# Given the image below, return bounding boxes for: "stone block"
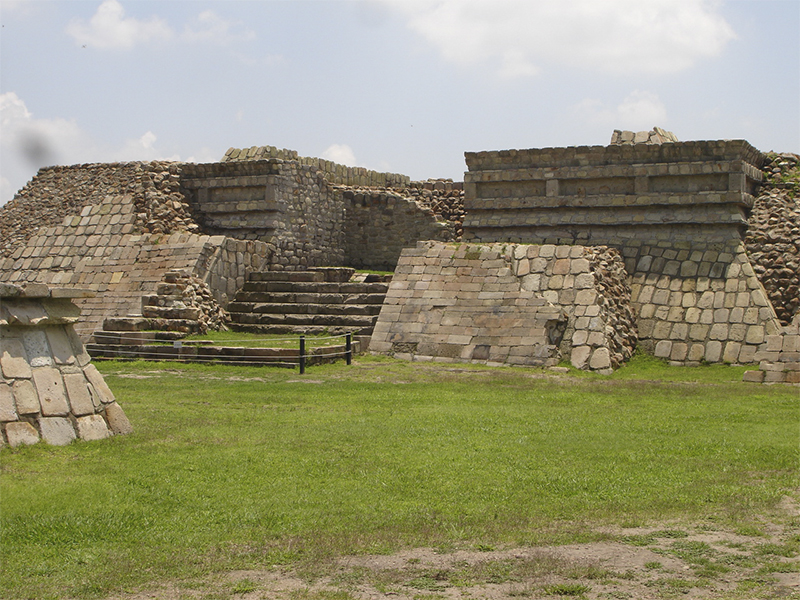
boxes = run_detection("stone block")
[104,402,133,435]
[5,421,39,447]
[745,326,765,345]
[13,379,40,414]
[45,327,76,365]
[722,342,742,364]
[765,335,783,352]
[76,414,110,441]
[705,340,723,363]
[571,345,591,369]
[32,367,69,416]
[764,371,786,383]
[742,370,765,383]
[589,347,611,370]
[0,383,17,421]
[64,373,94,416]
[687,343,705,362]
[670,343,689,362]
[1,338,31,379]
[654,340,672,358]
[39,417,77,446]
[83,364,115,404]
[738,344,757,364]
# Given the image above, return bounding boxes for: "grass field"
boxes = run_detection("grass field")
[1,354,797,600]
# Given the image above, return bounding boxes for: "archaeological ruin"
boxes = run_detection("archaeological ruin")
[0,129,798,385]
[0,282,133,448]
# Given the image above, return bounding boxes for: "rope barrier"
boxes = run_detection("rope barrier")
[90,332,355,372]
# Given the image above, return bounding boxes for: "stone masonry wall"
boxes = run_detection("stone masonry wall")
[461,140,783,366]
[340,187,455,271]
[1,283,133,448]
[0,188,271,338]
[222,145,411,188]
[181,159,345,268]
[745,152,800,326]
[369,241,636,371]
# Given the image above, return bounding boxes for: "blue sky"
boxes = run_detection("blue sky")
[1,0,798,205]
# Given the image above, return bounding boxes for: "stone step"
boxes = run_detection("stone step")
[86,339,362,366]
[226,302,383,316]
[232,291,386,305]
[238,281,389,295]
[231,324,376,336]
[92,330,185,345]
[248,271,325,283]
[141,305,202,320]
[102,316,203,334]
[247,268,357,283]
[230,313,376,328]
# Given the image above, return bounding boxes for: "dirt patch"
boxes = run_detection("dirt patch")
[106,515,799,600]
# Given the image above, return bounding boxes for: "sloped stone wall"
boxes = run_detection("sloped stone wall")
[369,241,636,371]
[0,284,132,448]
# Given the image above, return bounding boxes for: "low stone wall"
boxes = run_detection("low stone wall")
[0,284,132,448]
[222,145,411,188]
[369,241,636,371]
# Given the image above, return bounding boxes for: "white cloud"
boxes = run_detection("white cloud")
[575,90,668,133]
[182,10,256,45]
[65,0,173,50]
[385,0,735,77]
[322,144,358,166]
[0,92,205,205]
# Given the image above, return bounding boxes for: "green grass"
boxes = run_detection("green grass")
[1,355,797,599]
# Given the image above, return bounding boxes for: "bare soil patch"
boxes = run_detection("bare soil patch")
[108,508,799,600]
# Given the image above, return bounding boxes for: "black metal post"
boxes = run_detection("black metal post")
[345,333,352,365]
[299,335,306,374]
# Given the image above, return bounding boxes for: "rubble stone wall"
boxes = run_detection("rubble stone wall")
[0,284,133,448]
[369,241,637,371]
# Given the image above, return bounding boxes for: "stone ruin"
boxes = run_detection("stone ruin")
[0,283,133,448]
[0,129,797,382]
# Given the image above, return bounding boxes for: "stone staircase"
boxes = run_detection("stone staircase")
[227,267,390,336]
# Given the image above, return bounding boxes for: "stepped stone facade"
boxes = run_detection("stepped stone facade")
[0,283,132,448]
[450,138,791,373]
[0,157,455,338]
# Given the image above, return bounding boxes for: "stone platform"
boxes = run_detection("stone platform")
[0,283,132,448]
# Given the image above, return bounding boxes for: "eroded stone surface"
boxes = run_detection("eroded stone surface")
[104,403,133,436]
[5,421,39,447]
[39,417,77,446]
[76,414,110,441]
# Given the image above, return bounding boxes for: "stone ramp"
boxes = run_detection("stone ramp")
[227,268,389,336]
